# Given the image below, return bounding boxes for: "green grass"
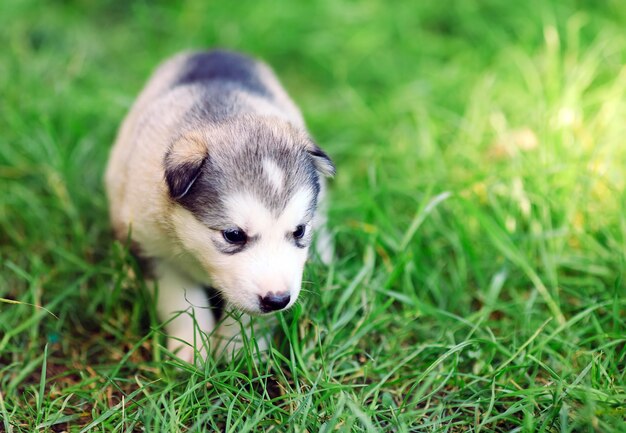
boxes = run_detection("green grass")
[1,0,625,431]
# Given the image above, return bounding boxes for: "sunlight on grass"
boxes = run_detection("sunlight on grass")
[1,1,625,431]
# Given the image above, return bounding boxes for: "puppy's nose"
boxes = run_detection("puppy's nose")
[259,292,291,313]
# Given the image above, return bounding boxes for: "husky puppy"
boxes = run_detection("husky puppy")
[105,50,334,362]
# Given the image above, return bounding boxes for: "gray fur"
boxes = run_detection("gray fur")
[158,51,329,228]
[174,50,272,98]
[171,119,321,229]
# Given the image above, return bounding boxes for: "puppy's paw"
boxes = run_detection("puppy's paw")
[314,225,334,265]
[211,312,273,361]
[167,329,209,365]
[211,333,271,362]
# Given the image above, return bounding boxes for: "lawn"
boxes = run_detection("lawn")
[1,0,625,431]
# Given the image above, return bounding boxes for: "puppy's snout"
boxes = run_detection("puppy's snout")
[259,292,291,313]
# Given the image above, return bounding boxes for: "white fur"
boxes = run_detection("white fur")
[158,186,316,362]
[169,187,314,314]
[262,158,285,192]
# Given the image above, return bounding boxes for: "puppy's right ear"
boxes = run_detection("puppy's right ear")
[305,140,336,178]
[163,132,208,200]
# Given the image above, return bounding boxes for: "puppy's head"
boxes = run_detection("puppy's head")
[163,116,334,314]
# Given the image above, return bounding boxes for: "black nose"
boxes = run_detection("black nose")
[259,292,291,312]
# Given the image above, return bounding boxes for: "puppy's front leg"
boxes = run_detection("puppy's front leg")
[154,261,216,363]
[212,306,273,359]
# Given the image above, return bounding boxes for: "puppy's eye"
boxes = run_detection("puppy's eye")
[293,224,306,240]
[222,228,247,244]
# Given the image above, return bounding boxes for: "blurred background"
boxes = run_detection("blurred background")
[2,0,625,312]
[1,0,625,431]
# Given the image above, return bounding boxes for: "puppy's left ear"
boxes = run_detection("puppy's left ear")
[305,140,336,177]
[164,132,209,201]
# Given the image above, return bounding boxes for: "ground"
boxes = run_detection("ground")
[0,0,625,432]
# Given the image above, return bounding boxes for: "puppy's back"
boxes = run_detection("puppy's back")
[128,50,304,127]
[174,50,271,97]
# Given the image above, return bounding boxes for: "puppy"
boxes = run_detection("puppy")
[105,50,334,362]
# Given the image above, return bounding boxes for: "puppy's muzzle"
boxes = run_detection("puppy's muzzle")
[259,292,291,313]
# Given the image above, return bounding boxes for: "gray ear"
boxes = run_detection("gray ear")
[163,132,209,200]
[306,141,336,177]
